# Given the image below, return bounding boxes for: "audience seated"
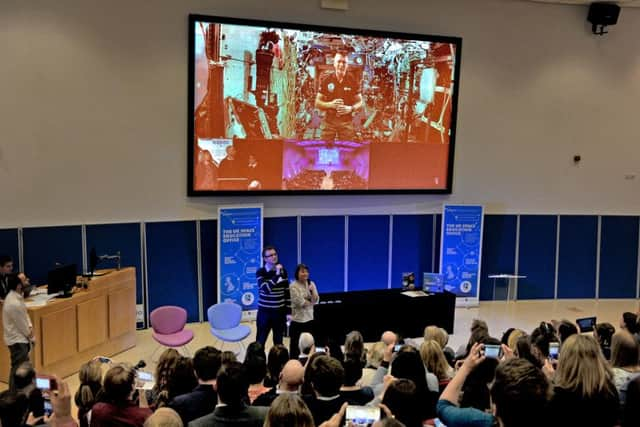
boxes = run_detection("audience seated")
[221,351,237,364]
[302,355,347,426]
[381,331,398,346]
[243,342,271,403]
[371,346,437,419]
[0,389,29,427]
[623,375,640,427]
[360,341,385,387]
[459,337,500,411]
[169,346,220,425]
[263,394,314,427]
[91,364,152,426]
[419,340,453,387]
[381,379,423,427]
[74,360,103,427]
[424,326,455,367]
[621,312,639,336]
[548,334,619,427]
[264,344,289,388]
[343,330,366,364]
[298,333,315,366]
[143,407,183,427]
[505,328,525,352]
[339,357,374,405]
[188,361,268,427]
[157,356,197,409]
[610,330,640,405]
[438,344,549,427]
[595,322,616,360]
[556,319,578,344]
[13,361,45,423]
[456,319,489,359]
[253,359,304,407]
[6,305,640,427]
[148,349,180,408]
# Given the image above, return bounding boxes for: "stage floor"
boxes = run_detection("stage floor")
[2,298,638,418]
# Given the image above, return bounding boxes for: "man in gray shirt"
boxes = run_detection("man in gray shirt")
[2,273,34,391]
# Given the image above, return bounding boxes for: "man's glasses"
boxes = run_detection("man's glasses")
[264,253,277,258]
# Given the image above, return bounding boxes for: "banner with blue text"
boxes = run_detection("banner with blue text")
[218,205,263,317]
[440,205,484,300]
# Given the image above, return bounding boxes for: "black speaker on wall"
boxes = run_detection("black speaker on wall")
[588,2,621,35]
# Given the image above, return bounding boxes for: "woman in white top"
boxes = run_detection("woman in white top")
[288,264,319,359]
[610,330,640,405]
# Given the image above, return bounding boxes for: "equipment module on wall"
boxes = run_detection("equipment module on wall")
[587,2,621,35]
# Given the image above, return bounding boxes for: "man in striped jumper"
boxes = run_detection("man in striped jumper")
[256,245,290,346]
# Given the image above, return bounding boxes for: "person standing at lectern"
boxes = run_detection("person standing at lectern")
[289,264,319,359]
[2,274,34,391]
[256,246,290,346]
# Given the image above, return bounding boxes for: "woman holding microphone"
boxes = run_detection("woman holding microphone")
[289,264,319,359]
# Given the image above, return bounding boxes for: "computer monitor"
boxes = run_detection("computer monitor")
[47,264,77,295]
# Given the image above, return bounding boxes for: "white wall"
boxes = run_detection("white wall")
[1,0,639,227]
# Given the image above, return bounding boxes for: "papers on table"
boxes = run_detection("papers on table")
[401,290,428,298]
[25,293,58,307]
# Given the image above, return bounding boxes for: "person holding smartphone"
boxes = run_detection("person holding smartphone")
[289,264,319,359]
[256,246,290,346]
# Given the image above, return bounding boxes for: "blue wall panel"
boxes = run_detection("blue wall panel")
[557,216,597,299]
[599,216,639,298]
[86,223,143,307]
[23,226,83,285]
[301,216,344,293]
[391,215,434,289]
[146,221,199,322]
[348,215,390,291]
[200,220,218,315]
[264,217,298,273]
[518,216,557,299]
[480,215,517,301]
[0,229,19,272]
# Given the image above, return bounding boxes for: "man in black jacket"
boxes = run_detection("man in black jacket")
[170,346,221,425]
[188,362,267,427]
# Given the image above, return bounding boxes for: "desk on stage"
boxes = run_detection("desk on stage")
[314,288,456,343]
[0,267,137,383]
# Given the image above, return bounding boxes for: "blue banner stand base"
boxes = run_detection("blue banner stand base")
[456,297,479,308]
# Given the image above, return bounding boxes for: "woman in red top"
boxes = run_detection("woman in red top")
[90,364,152,427]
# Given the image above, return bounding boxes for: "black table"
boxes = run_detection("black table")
[313,288,456,344]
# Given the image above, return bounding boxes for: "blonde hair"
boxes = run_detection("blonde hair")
[367,342,386,368]
[264,393,314,427]
[507,329,526,351]
[555,334,615,397]
[423,326,448,349]
[75,360,102,410]
[144,407,183,427]
[419,340,451,381]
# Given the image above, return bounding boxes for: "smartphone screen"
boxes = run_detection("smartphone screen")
[345,405,380,427]
[549,342,560,359]
[393,344,402,352]
[137,371,154,382]
[484,344,501,359]
[315,347,326,353]
[35,376,51,390]
[43,400,53,416]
